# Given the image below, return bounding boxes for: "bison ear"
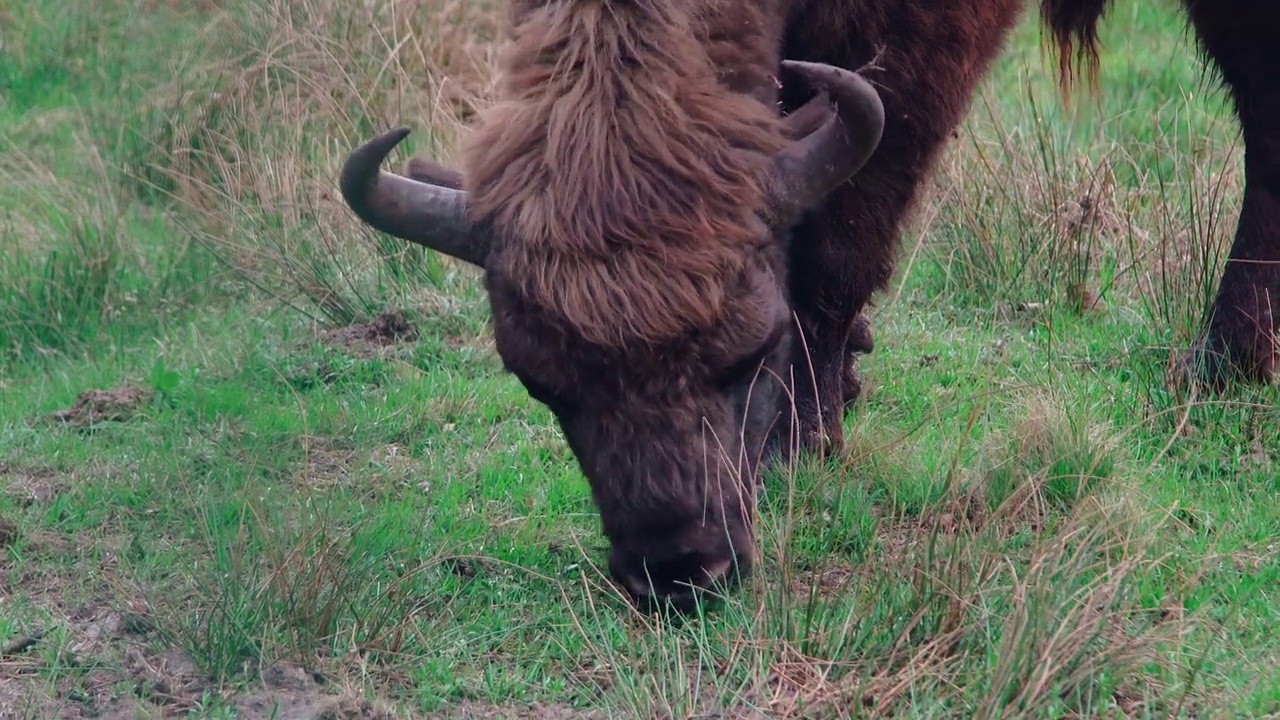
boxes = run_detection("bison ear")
[404,157,465,190]
[340,128,491,269]
[765,61,884,227]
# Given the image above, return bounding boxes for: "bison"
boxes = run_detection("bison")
[339,0,1277,611]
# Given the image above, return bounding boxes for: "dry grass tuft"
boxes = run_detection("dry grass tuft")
[554,439,1202,718]
[127,0,503,324]
[925,79,1242,337]
[973,388,1123,519]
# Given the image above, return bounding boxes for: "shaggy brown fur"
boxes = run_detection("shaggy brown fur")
[373,0,1278,612]
[1039,0,1111,92]
[462,0,790,349]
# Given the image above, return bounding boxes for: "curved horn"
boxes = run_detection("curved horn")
[339,127,489,268]
[766,61,885,225]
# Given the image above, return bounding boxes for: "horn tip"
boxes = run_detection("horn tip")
[340,127,415,214]
[371,126,413,153]
[368,126,414,155]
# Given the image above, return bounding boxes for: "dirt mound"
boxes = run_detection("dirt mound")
[322,311,418,349]
[47,385,151,427]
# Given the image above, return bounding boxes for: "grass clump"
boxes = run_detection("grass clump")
[175,494,448,681]
[976,389,1122,514]
[0,122,219,362]
[124,0,500,326]
[572,467,1203,718]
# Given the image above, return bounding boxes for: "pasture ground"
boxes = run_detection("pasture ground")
[1,0,1277,717]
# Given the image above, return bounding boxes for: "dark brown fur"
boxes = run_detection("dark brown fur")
[767,0,1279,446]
[456,0,804,610]
[1176,0,1280,381]
[407,0,1279,610]
[777,0,1026,447]
[1039,0,1111,93]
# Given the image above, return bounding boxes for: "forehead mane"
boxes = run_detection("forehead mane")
[462,0,789,349]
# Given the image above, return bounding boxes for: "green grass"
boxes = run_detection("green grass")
[1,0,1278,717]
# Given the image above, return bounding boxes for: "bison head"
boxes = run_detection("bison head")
[340,60,882,612]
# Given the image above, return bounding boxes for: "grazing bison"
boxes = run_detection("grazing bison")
[340,0,1278,610]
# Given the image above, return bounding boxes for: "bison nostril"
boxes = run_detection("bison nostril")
[612,549,745,614]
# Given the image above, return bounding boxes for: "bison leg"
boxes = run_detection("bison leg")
[781,177,907,455]
[1184,1,1280,386]
[843,311,874,407]
[778,0,1025,456]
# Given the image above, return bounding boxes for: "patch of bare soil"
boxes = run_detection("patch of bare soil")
[46,386,151,427]
[1,463,67,506]
[0,529,192,718]
[0,602,195,720]
[233,667,615,719]
[0,678,64,720]
[423,700,604,720]
[295,435,362,489]
[0,515,17,547]
[0,518,596,720]
[224,661,408,720]
[322,311,418,351]
[0,610,416,720]
[0,545,561,720]
[789,561,857,602]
